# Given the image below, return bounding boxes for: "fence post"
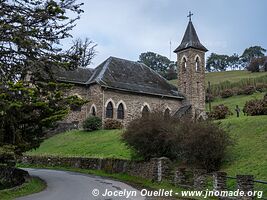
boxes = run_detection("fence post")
[213,171,227,191]
[174,167,186,186]
[193,169,207,190]
[236,175,254,200]
[152,157,171,182]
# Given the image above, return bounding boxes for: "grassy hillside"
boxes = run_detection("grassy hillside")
[221,116,267,179]
[206,92,265,116]
[27,113,267,194]
[27,115,267,181]
[169,70,267,86]
[205,70,267,85]
[27,129,134,160]
[220,116,267,194]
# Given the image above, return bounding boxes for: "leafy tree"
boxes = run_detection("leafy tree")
[206,53,229,72]
[240,46,266,66]
[247,57,266,72]
[227,53,241,70]
[138,52,173,78]
[67,37,97,68]
[166,63,177,80]
[0,0,88,163]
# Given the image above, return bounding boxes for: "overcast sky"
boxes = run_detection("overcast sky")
[64,0,267,68]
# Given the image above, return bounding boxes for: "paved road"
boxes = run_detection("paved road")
[17,168,145,200]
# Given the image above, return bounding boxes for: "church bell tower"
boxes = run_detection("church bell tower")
[174,12,208,117]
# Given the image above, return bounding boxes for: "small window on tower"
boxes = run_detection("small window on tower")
[197,82,200,96]
[195,57,200,72]
[184,82,186,93]
[92,106,96,116]
[182,57,187,72]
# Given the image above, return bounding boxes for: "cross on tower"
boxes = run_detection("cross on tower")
[187,11,193,21]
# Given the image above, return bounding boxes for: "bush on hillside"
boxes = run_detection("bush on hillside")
[208,104,232,120]
[122,111,232,171]
[122,112,179,160]
[243,98,267,116]
[82,116,102,131]
[104,119,123,130]
[242,86,256,95]
[177,121,232,172]
[234,87,244,95]
[255,84,267,92]
[221,89,234,98]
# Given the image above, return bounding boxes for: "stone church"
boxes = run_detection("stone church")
[56,18,208,127]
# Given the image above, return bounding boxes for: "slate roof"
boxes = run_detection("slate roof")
[54,67,94,84]
[55,56,184,99]
[87,57,184,99]
[174,21,208,53]
[173,105,192,118]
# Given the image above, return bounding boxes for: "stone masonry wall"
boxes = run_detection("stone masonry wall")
[21,156,165,181]
[177,48,206,117]
[103,89,183,126]
[62,84,103,127]
[62,85,90,127]
[63,85,183,127]
[21,155,258,199]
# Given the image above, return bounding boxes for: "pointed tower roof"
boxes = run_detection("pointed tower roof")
[174,20,208,53]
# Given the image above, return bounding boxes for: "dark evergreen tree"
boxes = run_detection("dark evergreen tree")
[0,0,88,163]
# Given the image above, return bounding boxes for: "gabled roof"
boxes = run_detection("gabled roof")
[174,21,208,53]
[54,57,184,99]
[54,67,94,84]
[87,57,184,99]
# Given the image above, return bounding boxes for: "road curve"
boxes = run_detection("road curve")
[17,168,145,200]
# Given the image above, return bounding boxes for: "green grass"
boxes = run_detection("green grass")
[0,177,46,200]
[209,92,267,195]
[169,70,267,86]
[25,91,267,198]
[206,92,265,116]
[219,116,267,196]
[205,70,267,85]
[27,129,135,160]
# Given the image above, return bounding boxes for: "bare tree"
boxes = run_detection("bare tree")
[68,38,97,68]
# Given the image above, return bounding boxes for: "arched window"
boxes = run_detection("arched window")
[142,105,150,117]
[195,57,200,72]
[182,57,187,72]
[106,102,113,118]
[164,108,170,119]
[117,103,124,119]
[91,106,96,116]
